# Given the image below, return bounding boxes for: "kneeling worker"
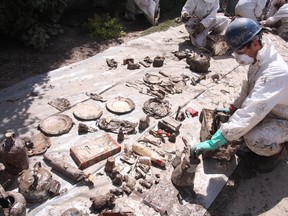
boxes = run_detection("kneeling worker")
[190,18,288,173]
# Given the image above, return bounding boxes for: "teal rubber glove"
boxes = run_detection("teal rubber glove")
[190,130,227,156]
[215,104,237,114]
[215,107,231,113]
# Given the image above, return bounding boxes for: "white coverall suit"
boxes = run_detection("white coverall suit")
[235,0,268,22]
[264,1,288,40]
[181,0,229,47]
[221,37,288,156]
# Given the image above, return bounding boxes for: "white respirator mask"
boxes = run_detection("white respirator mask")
[234,53,254,65]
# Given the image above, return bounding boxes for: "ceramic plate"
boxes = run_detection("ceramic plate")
[106,97,135,114]
[39,114,73,135]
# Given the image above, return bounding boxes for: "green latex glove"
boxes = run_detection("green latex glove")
[190,130,227,156]
[215,107,231,114]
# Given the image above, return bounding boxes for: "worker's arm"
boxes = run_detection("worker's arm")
[255,0,268,18]
[181,0,196,16]
[191,130,227,156]
[200,1,219,28]
[221,68,288,141]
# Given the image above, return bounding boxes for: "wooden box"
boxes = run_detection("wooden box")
[70,134,121,169]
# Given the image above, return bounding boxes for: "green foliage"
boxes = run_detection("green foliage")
[87,14,124,40]
[0,0,69,49]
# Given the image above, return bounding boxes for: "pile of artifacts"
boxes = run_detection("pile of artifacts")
[0,50,237,216]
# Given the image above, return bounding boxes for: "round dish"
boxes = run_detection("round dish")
[143,73,162,84]
[73,103,103,120]
[38,114,73,136]
[106,96,135,114]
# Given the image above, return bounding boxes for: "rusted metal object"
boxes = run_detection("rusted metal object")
[186,52,210,73]
[0,185,26,216]
[0,130,29,175]
[18,162,61,203]
[171,154,200,187]
[43,154,93,184]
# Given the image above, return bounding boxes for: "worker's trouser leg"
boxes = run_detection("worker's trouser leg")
[185,16,229,47]
[244,118,288,156]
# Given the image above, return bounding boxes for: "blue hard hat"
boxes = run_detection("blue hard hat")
[225,18,262,50]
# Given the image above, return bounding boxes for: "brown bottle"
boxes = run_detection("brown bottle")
[0,130,29,175]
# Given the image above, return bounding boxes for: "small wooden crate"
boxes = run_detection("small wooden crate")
[70,134,121,169]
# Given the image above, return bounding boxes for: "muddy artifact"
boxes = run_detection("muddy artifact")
[199,108,240,161]
[117,128,125,143]
[123,58,134,65]
[206,34,229,56]
[106,58,118,69]
[0,185,26,216]
[18,162,61,203]
[104,156,116,173]
[106,96,135,114]
[70,134,121,170]
[78,123,98,134]
[48,98,71,111]
[142,98,171,119]
[171,154,200,187]
[98,117,137,134]
[127,62,140,70]
[153,56,165,67]
[38,114,73,136]
[0,130,29,175]
[24,133,51,156]
[186,52,210,73]
[143,73,163,84]
[138,115,150,131]
[43,154,93,184]
[158,116,182,134]
[86,92,106,102]
[61,208,89,216]
[90,193,115,211]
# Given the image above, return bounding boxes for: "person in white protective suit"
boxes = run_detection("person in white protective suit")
[180,0,229,48]
[125,0,160,25]
[235,0,268,22]
[190,18,288,173]
[260,0,288,40]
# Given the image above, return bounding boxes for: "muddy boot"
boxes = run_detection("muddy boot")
[255,146,287,173]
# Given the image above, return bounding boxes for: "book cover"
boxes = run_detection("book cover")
[70,134,121,169]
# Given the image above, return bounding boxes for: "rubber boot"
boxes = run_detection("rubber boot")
[255,146,287,173]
